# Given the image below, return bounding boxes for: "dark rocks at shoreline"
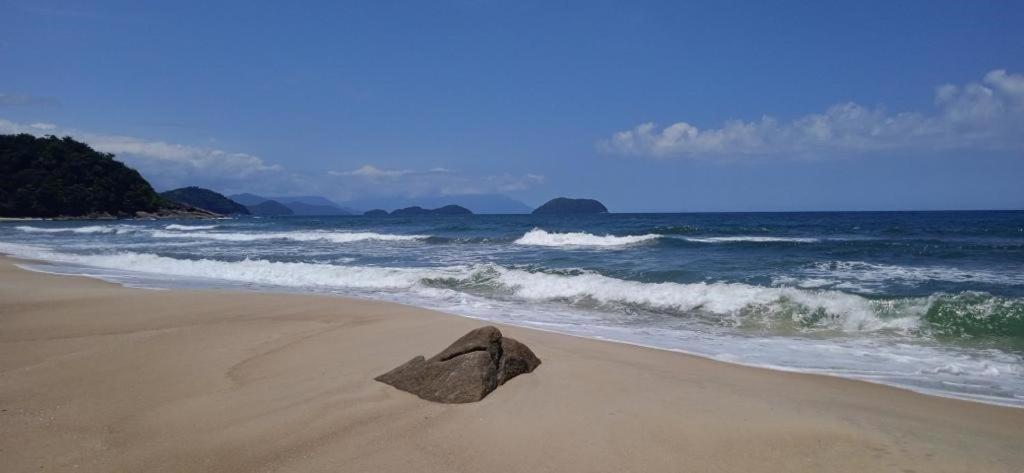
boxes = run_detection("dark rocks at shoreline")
[532,197,608,214]
[375,326,541,403]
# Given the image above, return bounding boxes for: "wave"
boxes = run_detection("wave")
[164,224,219,231]
[149,230,429,243]
[15,225,140,235]
[2,242,1021,339]
[804,261,1024,287]
[682,236,821,243]
[514,228,661,247]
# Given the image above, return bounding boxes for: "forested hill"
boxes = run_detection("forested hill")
[0,134,164,218]
[160,187,250,215]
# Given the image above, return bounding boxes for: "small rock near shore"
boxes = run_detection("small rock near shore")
[375,326,541,403]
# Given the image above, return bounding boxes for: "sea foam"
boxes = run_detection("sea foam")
[514,228,661,247]
[150,230,429,243]
[164,224,219,231]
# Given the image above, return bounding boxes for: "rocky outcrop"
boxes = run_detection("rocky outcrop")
[375,326,541,403]
[532,197,608,214]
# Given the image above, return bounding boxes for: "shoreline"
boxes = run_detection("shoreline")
[2,255,1023,471]
[12,250,1019,409]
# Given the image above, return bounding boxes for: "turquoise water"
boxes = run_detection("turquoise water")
[2,211,1022,406]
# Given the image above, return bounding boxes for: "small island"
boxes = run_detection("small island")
[532,197,608,214]
[390,205,473,216]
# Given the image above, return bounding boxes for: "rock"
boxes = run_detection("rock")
[363,209,389,217]
[497,337,542,385]
[532,197,608,214]
[375,326,540,403]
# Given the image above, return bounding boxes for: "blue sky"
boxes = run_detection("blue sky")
[2,0,1023,211]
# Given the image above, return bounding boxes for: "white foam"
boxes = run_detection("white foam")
[514,228,661,247]
[805,261,1024,287]
[487,266,922,332]
[683,236,820,243]
[164,224,219,231]
[150,230,429,243]
[15,225,140,235]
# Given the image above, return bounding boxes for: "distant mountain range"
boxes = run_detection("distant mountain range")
[230,194,355,216]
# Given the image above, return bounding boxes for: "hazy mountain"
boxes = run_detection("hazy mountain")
[245,200,294,216]
[229,193,354,215]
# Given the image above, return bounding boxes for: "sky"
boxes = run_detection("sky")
[2,0,1023,211]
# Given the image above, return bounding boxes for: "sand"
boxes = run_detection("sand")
[1,255,1022,472]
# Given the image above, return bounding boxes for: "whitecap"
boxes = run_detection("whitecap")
[513,228,661,247]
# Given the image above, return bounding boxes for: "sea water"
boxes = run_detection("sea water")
[2,211,1022,406]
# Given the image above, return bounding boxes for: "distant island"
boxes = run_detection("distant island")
[532,197,608,214]
[0,134,213,219]
[390,205,473,216]
[363,209,389,217]
[161,187,250,215]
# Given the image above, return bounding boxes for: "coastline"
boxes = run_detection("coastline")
[1,255,1022,472]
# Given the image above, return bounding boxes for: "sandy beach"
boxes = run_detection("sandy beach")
[1,255,1022,473]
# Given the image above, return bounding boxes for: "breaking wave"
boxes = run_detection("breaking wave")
[15,225,140,235]
[150,230,429,243]
[164,224,219,231]
[4,241,1020,339]
[514,228,661,247]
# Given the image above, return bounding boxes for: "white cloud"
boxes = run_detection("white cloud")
[329,164,543,197]
[0,118,281,186]
[600,69,1024,159]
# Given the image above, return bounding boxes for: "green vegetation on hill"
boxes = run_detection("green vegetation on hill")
[160,187,250,215]
[0,134,164,218]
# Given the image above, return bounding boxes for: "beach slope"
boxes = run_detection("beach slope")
[1,256,1021,472]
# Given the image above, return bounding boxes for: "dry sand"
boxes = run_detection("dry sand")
[1,255,1022,472]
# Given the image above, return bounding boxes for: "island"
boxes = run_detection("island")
[161,187,250,215]
[363,209,389,217]
[532,197,608,214]
[390,205,473,216]
[0,134,214,219]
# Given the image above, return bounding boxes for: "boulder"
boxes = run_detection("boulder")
[375,326,540,403]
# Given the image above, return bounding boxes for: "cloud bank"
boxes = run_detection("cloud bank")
[600,69,1024,159]
[0,119,281,188]
[329,164,544,197]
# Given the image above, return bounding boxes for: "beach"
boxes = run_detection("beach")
[1,255,1022,472]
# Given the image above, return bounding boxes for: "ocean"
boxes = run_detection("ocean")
[2,211,1022,407]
